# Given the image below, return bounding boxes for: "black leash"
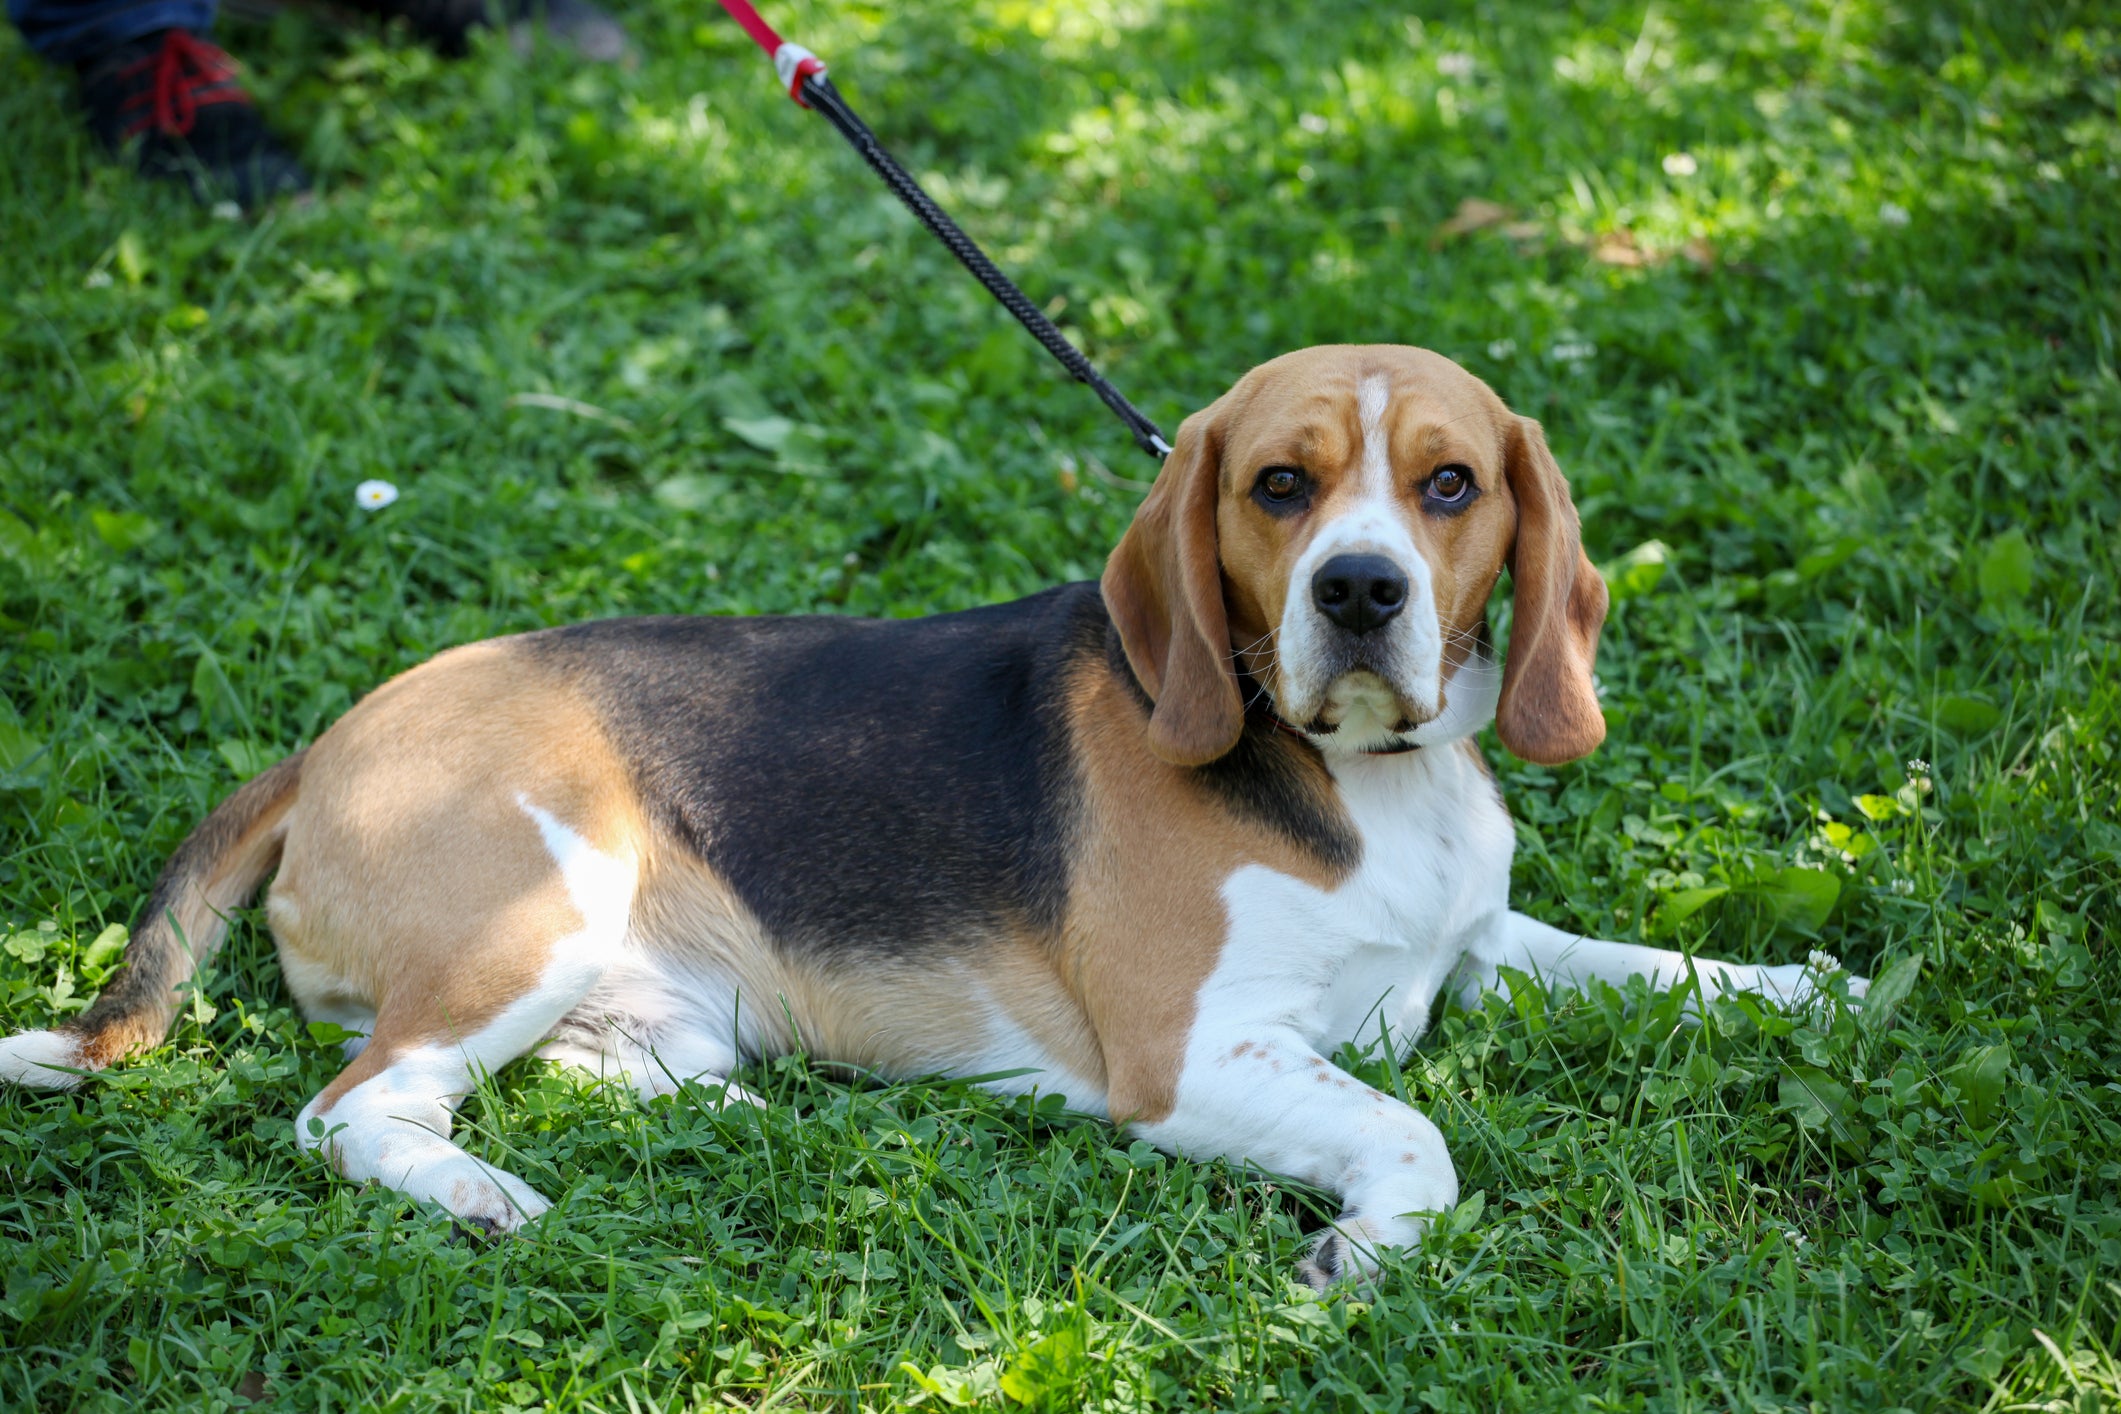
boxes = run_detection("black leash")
[798,77,1173,462]
[715,1,1173,462]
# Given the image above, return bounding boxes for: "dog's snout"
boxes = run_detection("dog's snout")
[1311,554,1410,636]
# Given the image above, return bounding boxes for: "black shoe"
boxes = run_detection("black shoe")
[77,30,311,210]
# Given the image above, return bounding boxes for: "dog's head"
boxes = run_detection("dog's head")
[1102,344,1608,767]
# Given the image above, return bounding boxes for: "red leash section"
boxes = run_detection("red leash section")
[714,0,826,107]
[711,0,1172,461]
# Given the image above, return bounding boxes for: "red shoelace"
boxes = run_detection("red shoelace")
[119,30,252,138]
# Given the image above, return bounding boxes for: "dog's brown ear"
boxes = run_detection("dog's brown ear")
[1496,416,1609,765]
[1102,401,1244,766]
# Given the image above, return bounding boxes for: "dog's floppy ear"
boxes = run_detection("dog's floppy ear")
[1496,416,1609,765]
[1102,400,1244,766]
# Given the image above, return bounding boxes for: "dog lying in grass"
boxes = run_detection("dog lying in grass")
[0,345,1862,1286]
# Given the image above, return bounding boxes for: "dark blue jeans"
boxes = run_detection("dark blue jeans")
[8,0,217,64]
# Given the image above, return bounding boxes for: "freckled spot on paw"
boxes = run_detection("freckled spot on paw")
[1335,1079,1349,1088]
[451,1179,474,1208]
[1230,1041,1255,1059]
[1315,1071,1332,1083]
[1400,1152,1417,1164]
[1307,1057,1327,1068]
[1365,1088,1384,1100]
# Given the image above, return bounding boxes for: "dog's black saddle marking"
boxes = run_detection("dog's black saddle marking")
[523,584,1103,961]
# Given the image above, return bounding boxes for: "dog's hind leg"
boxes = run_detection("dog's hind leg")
[273,747,641,1233]
[296,960,603,1234]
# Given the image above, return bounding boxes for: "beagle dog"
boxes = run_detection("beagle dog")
[0,345,1857,1286]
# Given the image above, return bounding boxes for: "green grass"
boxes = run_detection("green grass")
[3,0,2118,1407]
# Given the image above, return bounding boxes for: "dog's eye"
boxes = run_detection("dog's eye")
[1255,466,1308,508]
[1423,464,1477,510]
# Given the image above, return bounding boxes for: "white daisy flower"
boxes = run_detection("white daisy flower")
[1662,151,1698,177]
[1807,950,1842,974]
[1436,52,1475,78]
[1549,339,1597,364]
[84,270,113,289]
[1486,338,1517,360]
[211,200,243,222]
[1879,202,1911,227]
[355,480,400,512]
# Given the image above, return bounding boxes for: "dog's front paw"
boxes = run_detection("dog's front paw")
[416,1157,552,1236]
[1297,1213,1424,1291]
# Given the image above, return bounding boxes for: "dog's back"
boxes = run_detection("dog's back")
[520,584,1105,962]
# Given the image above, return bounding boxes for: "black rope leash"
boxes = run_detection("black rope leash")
[716,1,1172,462]
[799,75,1173,461]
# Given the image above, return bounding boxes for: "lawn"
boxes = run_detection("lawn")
[2,0,2118,1408]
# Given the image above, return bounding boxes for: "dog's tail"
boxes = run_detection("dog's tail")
[0,748,306,1090]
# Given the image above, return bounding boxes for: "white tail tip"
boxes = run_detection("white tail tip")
[0,1030,89,1090]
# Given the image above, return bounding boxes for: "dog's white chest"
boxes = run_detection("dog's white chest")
[1208,747,1514,1053]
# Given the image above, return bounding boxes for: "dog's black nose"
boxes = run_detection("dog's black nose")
[1311,554,1409,636]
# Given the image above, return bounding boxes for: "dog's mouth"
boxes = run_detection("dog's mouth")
[1325,669,1430,724]
[1290,669,1434,744]
[1258,637,1438,749]
[1261,648,1504,756]
[1238,618,1475,753]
